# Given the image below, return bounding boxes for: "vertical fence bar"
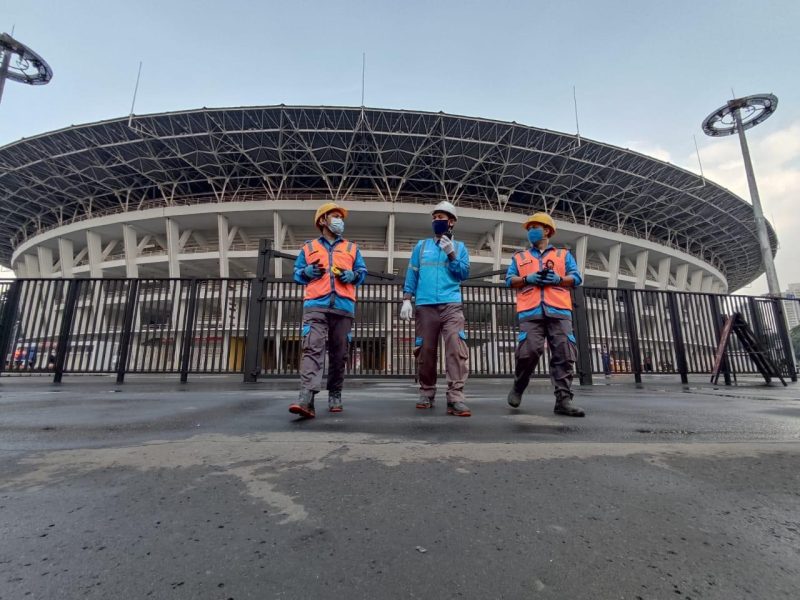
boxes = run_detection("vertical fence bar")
[116,280,139,384]
[771,297,797,381]
[572,286,593,385]
[179,279,200,383]
[0,280,21,376]
[244,239,272,382]
[621,289,643,383]
[666,292,689,384]
[53,279,81,383]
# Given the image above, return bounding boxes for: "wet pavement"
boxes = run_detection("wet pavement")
[1,375,799,599]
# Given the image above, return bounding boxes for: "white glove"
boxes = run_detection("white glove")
[400,299,413,321]
[437,236,455,257]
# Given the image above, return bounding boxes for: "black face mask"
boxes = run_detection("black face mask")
[432,219,450,236]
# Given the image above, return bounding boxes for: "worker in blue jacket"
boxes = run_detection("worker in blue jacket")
[400,201,472,416]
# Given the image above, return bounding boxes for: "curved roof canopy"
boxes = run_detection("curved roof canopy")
[0,105,776,289]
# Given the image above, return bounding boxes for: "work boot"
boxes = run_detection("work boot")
[289,390,316,419]
[553,393,585,417]
[328,390,343,413]
[447,400,472,417]
[507,387,523,408]
[416,394,435,410]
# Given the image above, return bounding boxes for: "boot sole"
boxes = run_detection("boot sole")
[447,408,472,417]
[328,407,343,413]
[416,403,435,409]
[554,410,585,417]
[289,404,316,419]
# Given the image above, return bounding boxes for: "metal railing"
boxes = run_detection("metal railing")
[0,273,796,384]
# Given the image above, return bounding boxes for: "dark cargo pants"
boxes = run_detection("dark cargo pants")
[513,317,577,399]
[300,310,353,393]
[414,303,469,403]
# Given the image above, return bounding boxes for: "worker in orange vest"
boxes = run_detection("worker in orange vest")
[504,212,585,417]
[288,202,367,419]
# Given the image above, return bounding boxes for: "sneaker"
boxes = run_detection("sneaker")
[447,401,472,417]
[416,395,435,410]
[289,390,316,419]
[507,388,523,408]
[553,394,585,417]
[328,390,343,413]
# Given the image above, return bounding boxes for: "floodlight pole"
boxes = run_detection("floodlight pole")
[0,48,11,105]
[702,94,780,296]
[731,103,781,296]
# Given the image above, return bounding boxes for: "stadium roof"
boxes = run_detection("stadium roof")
[0,105,776,289]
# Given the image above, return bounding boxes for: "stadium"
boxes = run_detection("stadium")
[0,105,776,291]
[0,105,787,380]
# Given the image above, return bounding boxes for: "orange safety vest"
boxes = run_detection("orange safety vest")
[302,238,359,302]
[513,247,572,313]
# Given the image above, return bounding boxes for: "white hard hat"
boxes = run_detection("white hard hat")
[432,200,458,221]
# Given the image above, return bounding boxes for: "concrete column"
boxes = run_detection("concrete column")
[675,264,689,291]
[37,247,55,278]
[635,250,649,289]
[24,254,41,278]
[386,213,396,274]
[217,214,230,278]
[123,224,139,278]
[86,230,103,278]
[575,235,588,276]
[657,257,671,290]
[607,243,622,288]
[690,269,704,293]
[58,238,74,278]
[492,221,504,281]
[13,260,28,278]
[273,212,285,279]
[165,218,180,278]
[701,276,714,293]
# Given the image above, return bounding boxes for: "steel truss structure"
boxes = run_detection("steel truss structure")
[0,105,777,290]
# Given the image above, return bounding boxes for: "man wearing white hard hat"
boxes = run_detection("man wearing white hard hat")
[399,201,472,416]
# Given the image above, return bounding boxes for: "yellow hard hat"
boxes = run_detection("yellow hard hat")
[523,212,556,236]
[314,202,348,228]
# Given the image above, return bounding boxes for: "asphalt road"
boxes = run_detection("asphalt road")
[1,375,799,599]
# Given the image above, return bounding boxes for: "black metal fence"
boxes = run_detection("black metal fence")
[0,276,797,384]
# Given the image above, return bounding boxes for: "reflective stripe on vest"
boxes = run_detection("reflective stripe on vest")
[303,238,358,302]
[513,248,572,312]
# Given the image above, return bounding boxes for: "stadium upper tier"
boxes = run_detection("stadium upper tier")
[0,105,776,289]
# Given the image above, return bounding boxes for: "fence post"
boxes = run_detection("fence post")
[179,279,200,383]
[621,289,643,384]
[243,239,273,382]
[770,297,797,382]
[572,286,593,386]
[115,279,140,384]
[53,279,81,383]
[708,294,732,386]
[0,280,22,377]
[666,293,689,385]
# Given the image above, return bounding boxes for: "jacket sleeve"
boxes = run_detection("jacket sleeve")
[446,241,470,281]
[505,257,519,287]
[293,248,310,285]
[353,248,368,287]
[565,251,583,286]
[403,240,422,296]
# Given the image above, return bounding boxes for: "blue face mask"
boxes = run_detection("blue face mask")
[328,217,345,235]
[527,227,544,245]
[432,219,450,236]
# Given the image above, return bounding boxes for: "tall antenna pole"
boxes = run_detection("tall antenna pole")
[128,61,143,127]
[361,52,366,107]
[572,86,581,146]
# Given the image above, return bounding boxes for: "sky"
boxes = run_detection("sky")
[1,0,798,293]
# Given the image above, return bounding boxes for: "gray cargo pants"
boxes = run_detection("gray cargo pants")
[414,303,469,403]
[300,310,353,393]
[513,316,577,399]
